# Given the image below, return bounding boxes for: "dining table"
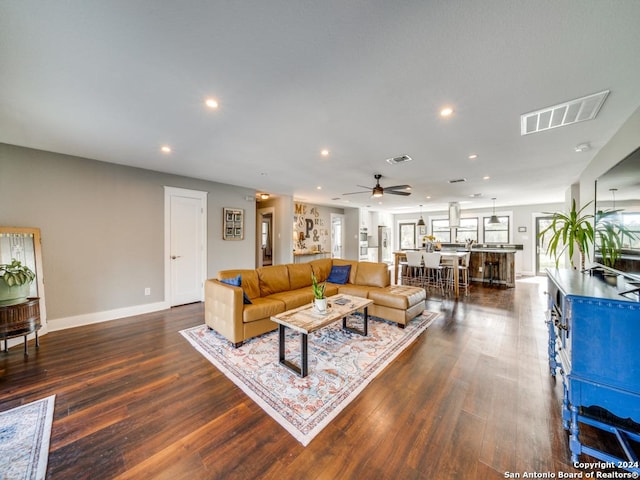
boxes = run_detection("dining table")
[393,250,469,298]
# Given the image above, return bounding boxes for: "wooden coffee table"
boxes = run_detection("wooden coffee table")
[271,293,373,377]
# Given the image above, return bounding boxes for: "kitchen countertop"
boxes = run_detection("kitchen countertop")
[470,248,517,253]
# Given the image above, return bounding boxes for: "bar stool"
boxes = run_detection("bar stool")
[402,251,424,287]
[458,251,471,296]
[423,252,445,295]
[484,259,499,286]
[440,255,455,294]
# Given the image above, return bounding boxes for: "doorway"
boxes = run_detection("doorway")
[330,213,344,259]
[536,216,554,275]
[164,187,207,306]
[257,207,275,267]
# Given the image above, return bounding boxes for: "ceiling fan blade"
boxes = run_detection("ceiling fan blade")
[385,190,412,196]
[342,190,371,196]
[385,185,412,190]
[356,185,374,190]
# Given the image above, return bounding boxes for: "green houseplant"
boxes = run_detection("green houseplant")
[0,259,36,305]
[539,199,595,270]
[311,272,327,313]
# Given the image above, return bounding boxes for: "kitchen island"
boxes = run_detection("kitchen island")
[393,246,519,288]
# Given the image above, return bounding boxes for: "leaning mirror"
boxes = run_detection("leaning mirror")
[0,227,46,319]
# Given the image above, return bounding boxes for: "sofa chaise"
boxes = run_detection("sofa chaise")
[204,258,426,347]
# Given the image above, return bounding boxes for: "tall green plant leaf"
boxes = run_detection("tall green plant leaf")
[539,199,594,270]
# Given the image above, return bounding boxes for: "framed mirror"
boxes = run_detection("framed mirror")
[593,146,640,281]
[0,227,46,322]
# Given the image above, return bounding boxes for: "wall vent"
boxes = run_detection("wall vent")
[520,90,609,136]
[386,154,413,165]
[448,178,467,184]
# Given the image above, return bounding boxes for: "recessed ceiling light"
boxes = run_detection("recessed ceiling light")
[440,106,454,117]
[161,145,171,153]
[426,195,431,199]
[468,153,478,160]
[317,186,322,190]
[205,98,219,109]
[483,176,491,180]
[320,149,330,157]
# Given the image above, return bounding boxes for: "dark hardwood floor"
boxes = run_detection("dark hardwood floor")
[0,278,624,479]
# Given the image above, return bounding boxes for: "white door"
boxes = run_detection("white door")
[165,187,207,306]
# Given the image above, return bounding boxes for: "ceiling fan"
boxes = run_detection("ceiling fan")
[342,174,412,198]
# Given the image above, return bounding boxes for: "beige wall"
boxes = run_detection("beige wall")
[0,143,257,324]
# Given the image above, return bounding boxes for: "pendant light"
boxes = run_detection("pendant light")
[488,198,501,224]
[609,188,622,223]
[417,205,425,226]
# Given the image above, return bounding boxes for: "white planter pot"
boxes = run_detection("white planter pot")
[314,298,328,313]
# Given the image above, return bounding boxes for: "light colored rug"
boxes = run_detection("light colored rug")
[0,395,55,480]
[181,311,438,446]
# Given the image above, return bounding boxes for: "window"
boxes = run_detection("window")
[431,219,451,243]
[455,218,478,243]
[622,213,640,248]
[399,223,416,249]
[483,216,510,243]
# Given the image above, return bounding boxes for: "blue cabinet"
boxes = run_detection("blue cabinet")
[546,268,640,472]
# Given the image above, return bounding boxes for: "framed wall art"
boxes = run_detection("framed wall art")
[223,207,244,240]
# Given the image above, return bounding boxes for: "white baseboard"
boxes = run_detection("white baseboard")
[47,301,171,332]
[2,301,171,352]
[518,270,536,277]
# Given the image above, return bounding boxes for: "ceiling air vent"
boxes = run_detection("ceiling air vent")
[385,154,413,165]
[520,90,609,136]
[448,178,467,184]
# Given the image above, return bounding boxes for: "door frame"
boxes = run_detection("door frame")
[330,213,345,259]
[257,206,275,267]
[535,215,554,275]
[164,186,208,306]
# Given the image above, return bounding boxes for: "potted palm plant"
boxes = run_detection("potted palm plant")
[0,259,36,305]
[311,272,327,313]
[539,199,594,270]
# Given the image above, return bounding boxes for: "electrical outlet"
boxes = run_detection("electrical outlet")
[144,287,151,296]
[478,267,483,273]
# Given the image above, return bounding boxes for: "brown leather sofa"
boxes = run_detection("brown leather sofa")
[204,258,426,347]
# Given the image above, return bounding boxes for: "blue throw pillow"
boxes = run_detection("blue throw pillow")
[220,274,252,304]
[327,265,351,285]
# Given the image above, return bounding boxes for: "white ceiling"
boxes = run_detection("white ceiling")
[2,1,640,213]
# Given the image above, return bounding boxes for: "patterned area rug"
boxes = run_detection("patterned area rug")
[0,395,55,480]
[181,311,438,446]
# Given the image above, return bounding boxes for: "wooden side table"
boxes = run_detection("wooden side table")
[0,297,41,355]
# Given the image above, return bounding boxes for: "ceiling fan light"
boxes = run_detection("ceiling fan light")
[372,186,384,197]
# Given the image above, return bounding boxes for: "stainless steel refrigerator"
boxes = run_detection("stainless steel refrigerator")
[378,226,392,263]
